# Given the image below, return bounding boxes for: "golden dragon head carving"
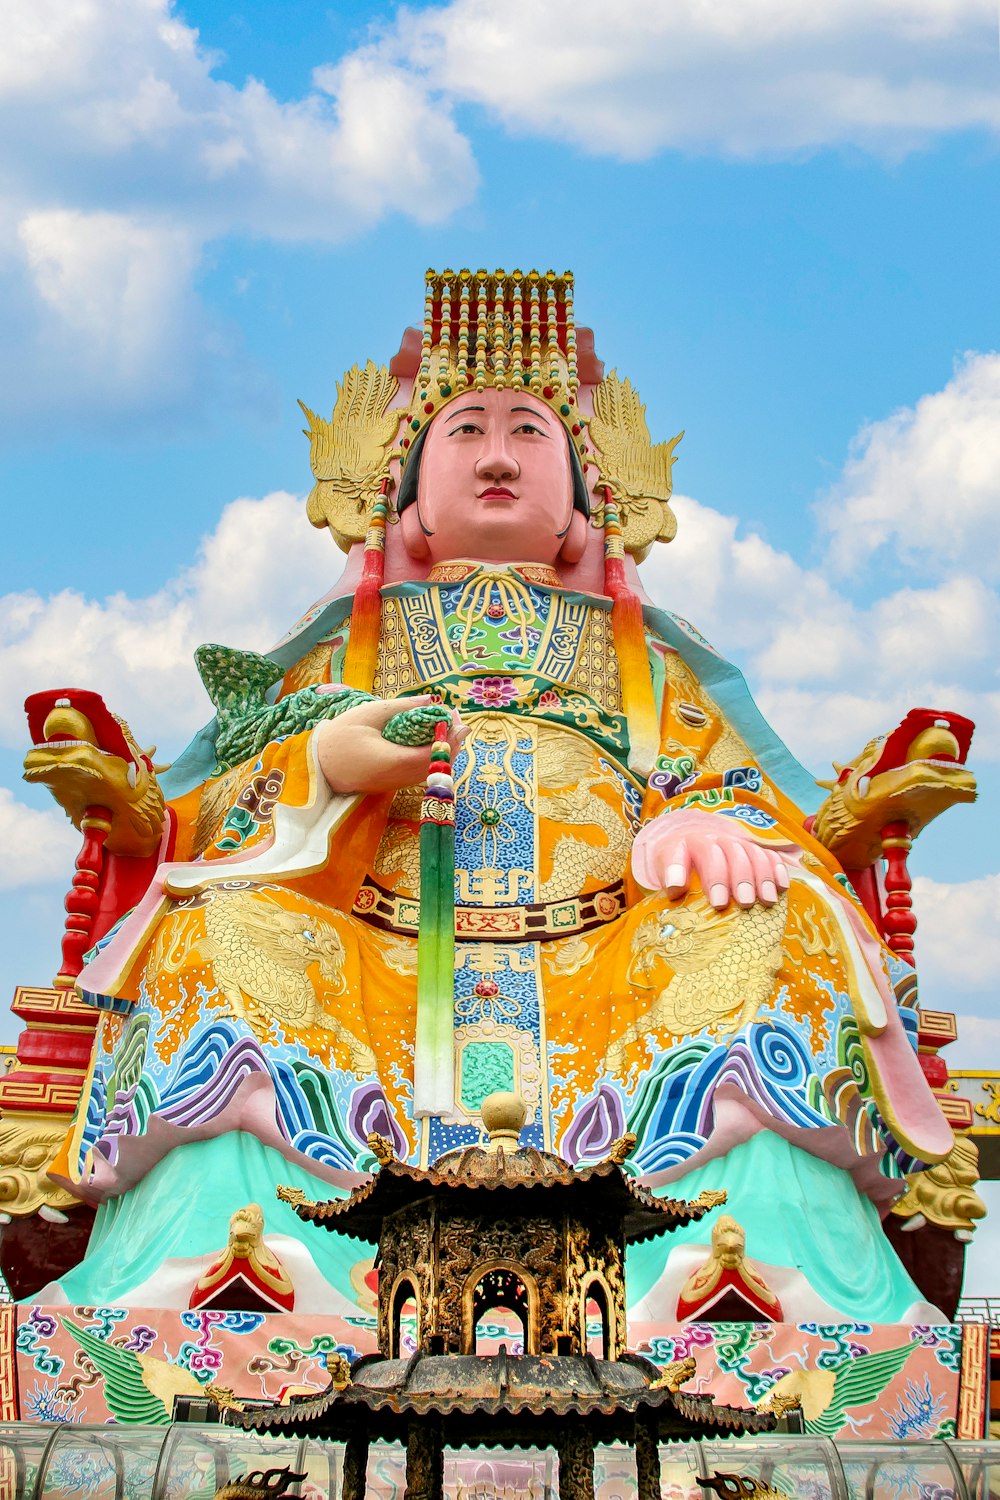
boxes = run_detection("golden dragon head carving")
[891,1135,987,1239]
[213,1469,307,1500]
[699,1476,794,1500]
[23,689,165,858]
[812,708,976,868]
[648,1355,697,1392]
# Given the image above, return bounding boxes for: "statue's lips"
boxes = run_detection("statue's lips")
[477,487,517,501]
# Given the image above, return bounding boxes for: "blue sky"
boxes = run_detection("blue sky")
[1,0,999,1291]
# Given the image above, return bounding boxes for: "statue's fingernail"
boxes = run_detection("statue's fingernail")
[666,864,685,888]
[736,882,754,904]
[761,881,777,902]
[709,883,728,907]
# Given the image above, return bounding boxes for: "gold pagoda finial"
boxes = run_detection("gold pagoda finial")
[480,1091,528,1153]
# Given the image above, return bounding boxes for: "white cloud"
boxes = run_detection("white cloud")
[313,56,476,227]
[2,0,999,420]
[870,575,999,673]
[0,787,78,889]
[0,0,200,100]
[383,0,1000,159]
[824,352,1000,576]
[642,496,1000,767]
[911,873,1000,994]
[0,1,473,234]
[0,491,339,753]
[15,209,202,408]
[952,1012,1000,1058]
[685,350,1000,765]
[0,0,475,420]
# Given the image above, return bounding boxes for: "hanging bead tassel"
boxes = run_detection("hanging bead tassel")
[414,720,456,1116]
[341,479,390,692]
[603,486,659,776]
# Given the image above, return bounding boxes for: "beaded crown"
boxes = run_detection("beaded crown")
[399,268,587,466]
[302,265,682,564]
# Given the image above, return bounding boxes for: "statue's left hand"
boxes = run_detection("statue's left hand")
[632,807,798,910]
[315,694,467,795]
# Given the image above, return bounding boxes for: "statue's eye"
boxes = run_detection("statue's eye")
[513,422,546,437]
[448,422,483,436]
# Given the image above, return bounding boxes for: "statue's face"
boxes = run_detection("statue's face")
[401,387,587,566]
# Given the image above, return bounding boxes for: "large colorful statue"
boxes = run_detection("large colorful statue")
[12,270,978,1325]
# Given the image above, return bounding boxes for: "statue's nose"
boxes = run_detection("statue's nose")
[475,437,519,482]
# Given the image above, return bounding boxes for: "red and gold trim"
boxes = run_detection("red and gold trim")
[354,876,624,943]
[958,1321,990,1439]
[0,985,98,1118]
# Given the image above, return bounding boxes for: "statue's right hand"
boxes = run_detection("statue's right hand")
[315,695,467,795]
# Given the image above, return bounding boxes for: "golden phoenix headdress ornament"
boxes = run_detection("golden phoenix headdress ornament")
[300,360,400,554]
[300,268,682,560]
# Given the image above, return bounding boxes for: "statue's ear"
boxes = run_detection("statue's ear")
[399,503,430,560]
[558,509,588,565]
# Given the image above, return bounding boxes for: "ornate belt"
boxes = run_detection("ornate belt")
[352,877,625,943]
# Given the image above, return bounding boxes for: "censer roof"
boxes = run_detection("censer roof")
[277,1095,720,1246]
[225,1349,774,1439]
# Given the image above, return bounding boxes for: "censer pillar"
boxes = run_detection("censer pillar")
[557,1418,595,1500]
